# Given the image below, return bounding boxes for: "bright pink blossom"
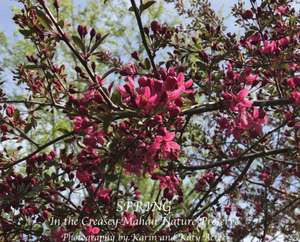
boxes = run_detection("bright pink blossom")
[153,173,181,200]
[149,128,180,160]
[73,116,90,132]
[233,108,268,139]
[223,88,253,112]
[260,40,279,55]
[86,226,101,235]
[243,72,258,85]
[291,91,300,105]
[95,188,111,203]
[118,68,194,114]
[243,32,261,46]
[287,76,300,89]
[278,36,291,48]
[76,170,92,183]
[6,105,15,117]
[83,129,105,147]
[135,86,158,113]
[259,171,270,184]
[275,5,289,15]
[120,64,137,76]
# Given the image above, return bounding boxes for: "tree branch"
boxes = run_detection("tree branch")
[183,99,292,116]
[130,0,157,71]
[181,147,295,171]
[0,131,75,170]
[193,158,254,218]
[39,2,119,110]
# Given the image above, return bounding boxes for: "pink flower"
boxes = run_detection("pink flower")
[291,91,300,105]
[278,36,291,48]
[76,170,92,183]
[73,116,90,133]
[83,129,105,147]
[52,227,65,242]
[86,226,101,235]
[122,212,137,228]
[275,5,289,15]
[242,10,253,19]
[153,173,181,200]
[287,76,300,89]
[151,20,161,33]
[259,171,270,184]
[46,151,56,161]
[243,72,258,85]
[118,76,135,102]
[164,73,193,101]
[117,67,194,114]
[245,32,261,46]
[158,175,180,192]
[77,148,101,165]
[233,108,268,139]
[120,64,137,76]
[224,204,232,215]
[260,40,279,55]
[149,128,180,160]
[203,172,215,183]
[223,88,253,112]
[0,124,8,133]
[6,105,15,117]
[95,188,111,203]
[135,86,158,113]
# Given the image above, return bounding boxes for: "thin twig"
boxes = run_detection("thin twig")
[130,0,157,71]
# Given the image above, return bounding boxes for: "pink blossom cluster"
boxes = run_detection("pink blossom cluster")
[220,88,268,139]
[118,67,193,115]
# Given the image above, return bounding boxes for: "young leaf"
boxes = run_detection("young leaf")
[90,33,109,54]
[140,1,156,14]
[72,35,85,52]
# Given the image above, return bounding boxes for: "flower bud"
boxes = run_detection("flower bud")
[53,0,60,10]
[90,28,96,39]
[37,0,45,5]
[6,105,15,117]
[151,20,161,33]
[77,25,87,38]
[96,33,102,42]
[131,51,139,60]
[75,66,82,73]
[242,10,253,19]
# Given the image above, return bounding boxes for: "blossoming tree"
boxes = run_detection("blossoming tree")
[0,0,299,241]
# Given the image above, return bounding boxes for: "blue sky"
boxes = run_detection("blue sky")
[0,0,240,39]
[0,0,19,39]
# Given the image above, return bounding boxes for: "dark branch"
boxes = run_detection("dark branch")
[180,147,295,171]
[0,131,75,170]
[182,99,292,116]
[130,0,157,71]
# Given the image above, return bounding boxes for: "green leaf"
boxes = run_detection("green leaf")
[90,33,109,53]
[24,118,37,133]
[72,35,85,52]
[33,223,44,236]
[24,64,44,70]
[140,1,156,14]
[111,91,122,105]
[144,58,151,70]
[54,119,72,134]
[19,29,34,37]
[36,9,52,29]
